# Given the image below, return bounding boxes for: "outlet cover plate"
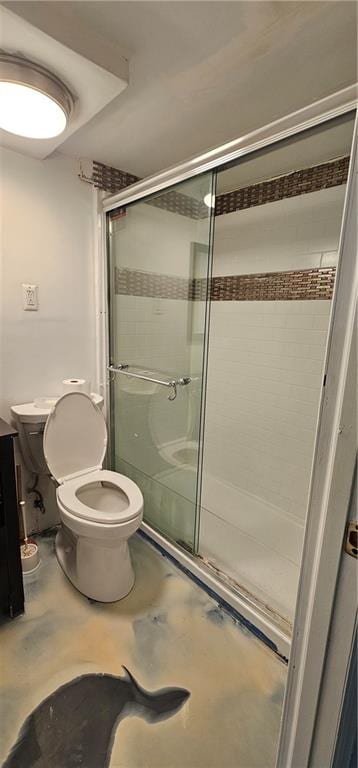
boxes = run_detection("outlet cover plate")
[22,283,38,311]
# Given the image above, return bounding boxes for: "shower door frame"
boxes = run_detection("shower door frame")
[98,84,357,663]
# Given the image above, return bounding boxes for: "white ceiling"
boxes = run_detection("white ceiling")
[3,1,358,178]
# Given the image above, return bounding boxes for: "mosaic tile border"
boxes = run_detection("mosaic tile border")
[115,267,190,300]
[92,162,140,194]
[215,157,349,216]
[95,156,349,220]
[210,266,336,301]
[94,162,205,220]
[115,266,336,302]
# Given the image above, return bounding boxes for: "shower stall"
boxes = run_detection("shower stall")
[102,94,356,654]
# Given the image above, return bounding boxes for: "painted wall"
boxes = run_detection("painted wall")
[0,147,96,531]
[199,185,346,621]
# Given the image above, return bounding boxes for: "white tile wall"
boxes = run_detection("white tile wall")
[203,298,330,522]
[200,184,346,621]
[110,199,211,545]
[111,203,209,375]
[213,186,345,276]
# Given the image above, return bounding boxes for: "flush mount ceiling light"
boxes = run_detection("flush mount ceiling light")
[0,53,74,139]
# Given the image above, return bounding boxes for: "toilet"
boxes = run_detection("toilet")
[43,391,143,602]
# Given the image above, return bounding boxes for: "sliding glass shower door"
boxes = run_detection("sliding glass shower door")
[198,113,355,624]
[107,173,214,552]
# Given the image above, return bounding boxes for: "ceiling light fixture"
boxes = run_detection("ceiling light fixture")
[0,53,74,139]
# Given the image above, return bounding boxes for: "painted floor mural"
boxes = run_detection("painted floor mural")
[0,532,286,767]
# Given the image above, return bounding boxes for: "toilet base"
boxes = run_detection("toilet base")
[55,525,135,602]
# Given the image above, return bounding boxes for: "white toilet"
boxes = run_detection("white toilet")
[43,391,143,602]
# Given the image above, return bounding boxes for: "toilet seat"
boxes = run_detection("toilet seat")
[58,469,143,525]
[43,391,107,485]
[43,392,143,527]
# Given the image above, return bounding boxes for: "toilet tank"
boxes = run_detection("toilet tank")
[11,400,53,474]
[11,395,104,476]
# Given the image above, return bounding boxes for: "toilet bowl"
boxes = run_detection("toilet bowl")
[43,391,143,602]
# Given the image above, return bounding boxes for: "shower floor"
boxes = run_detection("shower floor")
[200,474,304,624]
[156,449,303,624]
[0,531,286,768]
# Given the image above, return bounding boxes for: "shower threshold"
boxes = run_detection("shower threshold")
[140,522,291,659]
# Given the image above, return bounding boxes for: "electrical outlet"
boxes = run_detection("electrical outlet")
[22,283,38,311]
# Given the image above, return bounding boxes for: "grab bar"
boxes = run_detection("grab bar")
[107,364,191,401]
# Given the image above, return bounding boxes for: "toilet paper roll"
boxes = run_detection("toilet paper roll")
[62,379,90,395]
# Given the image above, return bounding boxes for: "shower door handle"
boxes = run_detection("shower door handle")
[107,364,191,401]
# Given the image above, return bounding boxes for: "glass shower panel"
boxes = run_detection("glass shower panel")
[107,173,214,552]
[199,113,355,624]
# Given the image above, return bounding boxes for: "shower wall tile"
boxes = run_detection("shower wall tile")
[200,184,344,622]
[209,267,335,302]
[215,156,349,216]
[203,298,330,523]
[95,155,348,221]
[213,186,346,277]
[114,263,335,304]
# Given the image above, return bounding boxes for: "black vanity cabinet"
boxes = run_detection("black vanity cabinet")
[0,418,24,617]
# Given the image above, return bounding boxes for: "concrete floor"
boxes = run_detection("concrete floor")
[0,531,286,768]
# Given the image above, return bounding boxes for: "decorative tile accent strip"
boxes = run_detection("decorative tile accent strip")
[108,192,205,221]
[150,193,206,219]
[94,157,348,220]
[115,267,191,300]
[92,162,140,194]
[215,157,349,216]
[115,266,336,302]
[210,267,336,301]
[94,161,205,220]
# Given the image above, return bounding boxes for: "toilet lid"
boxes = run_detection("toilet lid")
[44,392,107,484]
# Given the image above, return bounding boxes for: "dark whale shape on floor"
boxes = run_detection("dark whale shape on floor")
[3,667,190,768]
